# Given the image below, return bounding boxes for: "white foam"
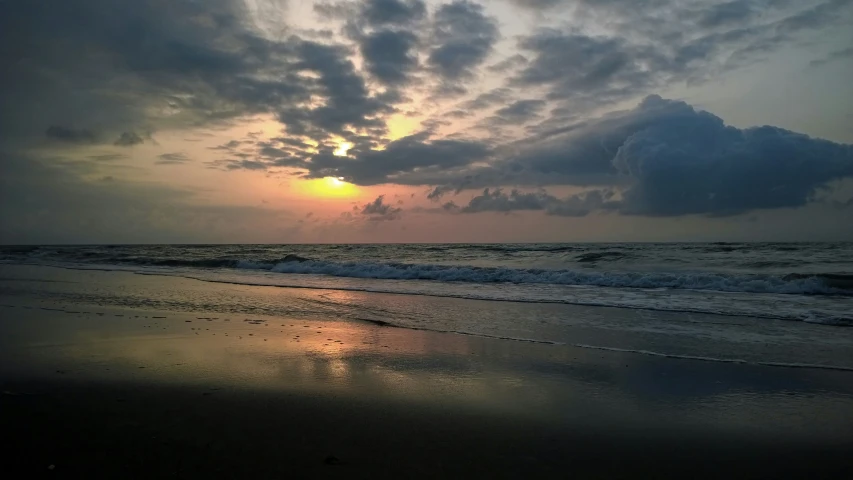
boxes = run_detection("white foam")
[258,260,850,295]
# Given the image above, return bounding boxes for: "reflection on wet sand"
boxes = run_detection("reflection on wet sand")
[3,302,853,445]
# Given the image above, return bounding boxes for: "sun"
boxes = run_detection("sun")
[333,142,352,156]
[296,176,359,198]
[325,176,345,187]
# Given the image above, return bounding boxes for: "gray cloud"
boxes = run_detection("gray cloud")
[361,194,402,220]
[0,0,317,149]
[428,0,499,81]
[509,1,853,112]
[156,152,192,165]
[809,46,853,67]
[487,54,529,73]
[307,133,492,184]
[484,99,547,126]
[430,95,853,217]
[697,0,759,28]
[514,29,666,104]
[361,0,427,26]
[114,132,146,147]
[359,29,420,85]
[458,188,608,217]
[45,126,96,144]
[277,40,395,140]
[88,154,129,162]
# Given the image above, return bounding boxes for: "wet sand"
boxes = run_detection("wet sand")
[1,272,853,478]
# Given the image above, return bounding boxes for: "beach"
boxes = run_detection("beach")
[1,264,852,478]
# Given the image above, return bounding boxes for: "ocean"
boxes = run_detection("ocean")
[2,243,853,371]
[2,243,851,323]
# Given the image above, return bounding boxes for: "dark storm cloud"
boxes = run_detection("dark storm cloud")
[428,0,499,81]
[425,95,853,217]
[277,40,396,139]
[315,0,426,26]
[359,29,420,85]
[303,133,492,184]
[322,1,427,88]
[0,0,315,148]
[607,96,853,216]
[361,195,402,220]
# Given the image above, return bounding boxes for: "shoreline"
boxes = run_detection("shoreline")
[2,265,853,477]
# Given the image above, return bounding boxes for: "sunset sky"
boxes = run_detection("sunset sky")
[2,0,852,243]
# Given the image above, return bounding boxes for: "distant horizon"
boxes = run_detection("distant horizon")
[5,240,852,247]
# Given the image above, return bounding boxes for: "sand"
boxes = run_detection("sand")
[1,268,853,478]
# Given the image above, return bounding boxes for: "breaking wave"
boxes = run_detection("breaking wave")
[202,259,853,296]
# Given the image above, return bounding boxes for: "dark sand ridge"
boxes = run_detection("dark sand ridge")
[1,268,853,478]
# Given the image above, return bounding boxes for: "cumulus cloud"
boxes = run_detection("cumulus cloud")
[458,188,607,217]
[420,95,853,216]
[360,194,402,220]
[359,29,420,85]
[428,0,499,81]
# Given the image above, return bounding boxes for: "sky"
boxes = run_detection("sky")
[1,0,852,244]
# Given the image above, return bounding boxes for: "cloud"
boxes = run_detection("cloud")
[460,88,513,110]
[428,0,499,81]
[483,99,547,126]
[277,40,396,140]
[507,1,853,112]
[360,194,402,220]
[45,126,96,144]
[809,47,853,67]
[513,29,665,105]
[419,95,853,216]
[458,188,607,217]
[697,0,759,28]
[88,153,129,162]
[486,54,529,73]
[156,152,192,165]
[114,131,146,147]
[0,0,317,150]
[361,0,427,27]
[359,29,420,85]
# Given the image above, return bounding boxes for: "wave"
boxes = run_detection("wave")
[202,259,853,296]
[6,249,852,296]
[575,251,628,263]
